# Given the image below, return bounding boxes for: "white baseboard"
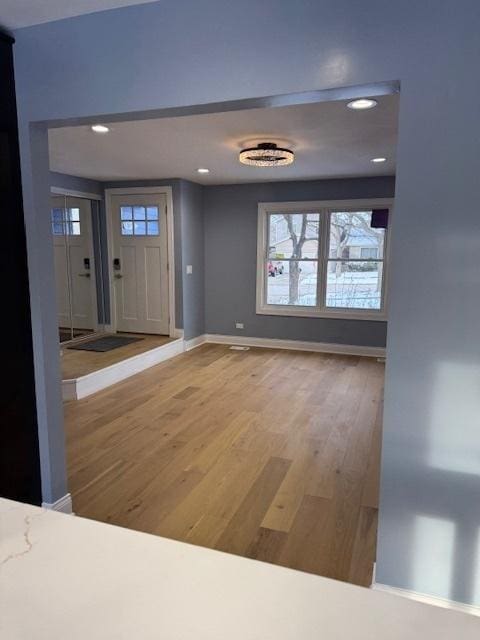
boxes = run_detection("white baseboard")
[62,333,385,401]
[62,378,78,401]
[62,338,184,400]
[372,582,480,617]
[173,327,184,339]
[200,333,385,358]
[42,493,73,514]
[184,334,207,351]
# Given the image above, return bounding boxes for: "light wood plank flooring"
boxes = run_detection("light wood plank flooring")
[65,344,384,587]
[61,333,175,379]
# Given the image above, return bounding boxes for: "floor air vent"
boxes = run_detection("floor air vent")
[229,345,250,351]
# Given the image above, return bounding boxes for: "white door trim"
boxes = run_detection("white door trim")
[105,186,176,338]
[51,186,103,201]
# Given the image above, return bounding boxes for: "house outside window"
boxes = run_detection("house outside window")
[256,199,392,320]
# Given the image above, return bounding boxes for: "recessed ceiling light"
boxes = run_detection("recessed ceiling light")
[197,168,210,174]
[91,124,110,133]
[347,98,378,110]
[371,157,387,163]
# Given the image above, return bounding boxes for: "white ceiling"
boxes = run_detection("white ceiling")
[1,0,154,30]
[49,95,398,185]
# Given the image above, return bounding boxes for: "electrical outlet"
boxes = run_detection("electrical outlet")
[235,322,244,329]
[186,265,193,274]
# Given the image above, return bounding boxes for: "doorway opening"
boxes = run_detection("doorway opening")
[45,81,398,589]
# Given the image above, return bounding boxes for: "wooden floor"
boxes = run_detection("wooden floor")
[65,344,384,587]
[61,333,175,379]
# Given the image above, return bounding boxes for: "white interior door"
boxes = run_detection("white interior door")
[111,193,169,335]
[51,195,96,332]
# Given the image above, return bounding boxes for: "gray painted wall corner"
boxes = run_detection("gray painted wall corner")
[179,180,205,340]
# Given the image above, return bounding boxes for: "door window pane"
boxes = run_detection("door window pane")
[146,206,159,220]
[121,221,133,235]
[51,208,64,235]
[133,206,145,220]
[52,208,63,223]
[326,260,383,309]
[121,206,133,220]
[147,221,159,235]
[70,222,81,236]
[134,221,146,235]
[266,260,317,306]
[269,213,319,259]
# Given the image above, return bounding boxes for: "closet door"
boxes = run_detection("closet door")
[65,196,96,331]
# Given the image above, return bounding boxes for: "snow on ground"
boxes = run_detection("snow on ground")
[266,269,381,309]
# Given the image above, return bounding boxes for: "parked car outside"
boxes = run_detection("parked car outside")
[267,261,284,277]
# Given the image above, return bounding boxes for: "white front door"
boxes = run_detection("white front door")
[111,193,169,334]
[51,196,96,331]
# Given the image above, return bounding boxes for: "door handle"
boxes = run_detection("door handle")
[78,273,91,278]
[114,274,123,279]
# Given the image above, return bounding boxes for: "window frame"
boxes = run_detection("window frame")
[256,198,393,321]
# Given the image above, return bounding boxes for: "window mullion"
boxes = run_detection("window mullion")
[316,209,329,311]
[263,212,270,307]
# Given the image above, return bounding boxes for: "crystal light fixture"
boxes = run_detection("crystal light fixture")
[239,142,294,167]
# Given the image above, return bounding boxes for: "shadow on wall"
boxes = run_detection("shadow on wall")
[378,354,480,606]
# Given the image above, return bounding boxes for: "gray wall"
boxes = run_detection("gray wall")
[204,177,394,346]
[180,180,205,340]
[12,0,480,605]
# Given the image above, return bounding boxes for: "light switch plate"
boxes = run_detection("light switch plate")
[186,265,193,274]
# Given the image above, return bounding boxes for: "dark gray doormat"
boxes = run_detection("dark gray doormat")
[67,335,143,352]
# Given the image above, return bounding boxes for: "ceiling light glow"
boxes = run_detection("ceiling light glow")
[371,157,387,163]
[91,124,110,133]
[197,168,210,174]
[347,98,378,110]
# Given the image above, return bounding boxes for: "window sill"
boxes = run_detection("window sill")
[256,305,387,322]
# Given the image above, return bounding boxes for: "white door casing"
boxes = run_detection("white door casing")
[111,193,169,335]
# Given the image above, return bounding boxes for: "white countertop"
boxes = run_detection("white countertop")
[1,498,478,639]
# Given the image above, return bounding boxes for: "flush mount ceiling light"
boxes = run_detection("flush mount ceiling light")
[347,98,378,110]
[371,157,387,163]
[91,124,110,133]
[239,142,294,167]
[197,168,210,173]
